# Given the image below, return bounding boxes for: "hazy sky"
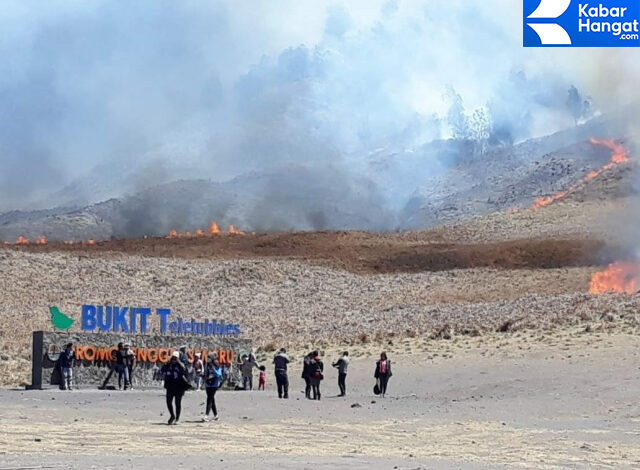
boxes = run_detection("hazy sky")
[0,0,638,210]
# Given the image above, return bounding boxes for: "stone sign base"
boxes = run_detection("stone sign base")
[29,331,252,390]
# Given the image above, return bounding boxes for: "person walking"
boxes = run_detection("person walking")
[273,348,290,399]
[374,352,392,398]
[161,351,190,425]
[332,351,349,397]
[58,343,75,390]
[309,351,324,400]
[240,353,260,391]
[115,343,129,390]
[203,353,224,421]
[301,352,313,399]
[193,353,204,391]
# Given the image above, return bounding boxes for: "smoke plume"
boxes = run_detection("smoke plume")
[0,0,639,229]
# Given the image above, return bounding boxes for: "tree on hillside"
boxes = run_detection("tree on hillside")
[567,85,592,125]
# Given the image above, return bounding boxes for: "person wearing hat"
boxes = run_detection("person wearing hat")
[161,351,190,425]
[193,353,204,391]
[203,353,224,421]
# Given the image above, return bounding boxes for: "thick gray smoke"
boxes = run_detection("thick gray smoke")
[0,0,638,232]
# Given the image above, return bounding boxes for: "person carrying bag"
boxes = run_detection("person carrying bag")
[374,352,392,398]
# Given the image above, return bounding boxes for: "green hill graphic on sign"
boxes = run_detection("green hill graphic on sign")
[50,305,74,330]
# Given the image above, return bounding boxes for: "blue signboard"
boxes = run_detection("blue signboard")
[81,304,241,335]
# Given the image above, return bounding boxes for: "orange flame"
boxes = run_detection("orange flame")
[16,236,29,245]
[86,239,96,246]
[208,221,220,235]
[590,138,629,164]
[228,225,244,235]
[589,261,640,294]
[167,220,245,238]
[531,138,630,211]
[36,236,47,245]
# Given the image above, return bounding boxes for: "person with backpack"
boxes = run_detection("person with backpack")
[374,352,392,398]
[193,353,204,391]
[273,348,290,399]
[309,351,324,400]
[301,352,314,399]
[161,351,190,425]
[203,353,224,421]
[332,351,349,397]
[58,343,75,390]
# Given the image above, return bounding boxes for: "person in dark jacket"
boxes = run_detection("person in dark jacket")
[179,346,190,374]
[239,353,260,391]
[115,342,129,390]
[332,351,349,397]
[309,352,324,400]
[203,353,224,421]
[273,348,290,399]
[58,343,75,390]
[301,352,314,399]
[374,352,392,398]
[161,351,190,424]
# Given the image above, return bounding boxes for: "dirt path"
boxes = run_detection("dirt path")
[1,332,639,469]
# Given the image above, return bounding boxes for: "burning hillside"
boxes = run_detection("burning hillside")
[0,113,637,243]
[530,138,630,210]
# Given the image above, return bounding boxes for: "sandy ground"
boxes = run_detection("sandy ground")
[1,330,639,470]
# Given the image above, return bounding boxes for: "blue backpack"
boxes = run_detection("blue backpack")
[206,365,224,388]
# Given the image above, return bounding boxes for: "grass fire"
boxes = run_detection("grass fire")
[1,2,640,468]
[530,138,630,211]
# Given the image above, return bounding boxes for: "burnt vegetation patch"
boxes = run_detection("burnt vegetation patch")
[10,231,617,274]
[371,238,609,273]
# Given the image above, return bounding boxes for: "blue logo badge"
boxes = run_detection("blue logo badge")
[524,0,640,47]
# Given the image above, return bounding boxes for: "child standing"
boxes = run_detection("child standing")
[258,365,266,390]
